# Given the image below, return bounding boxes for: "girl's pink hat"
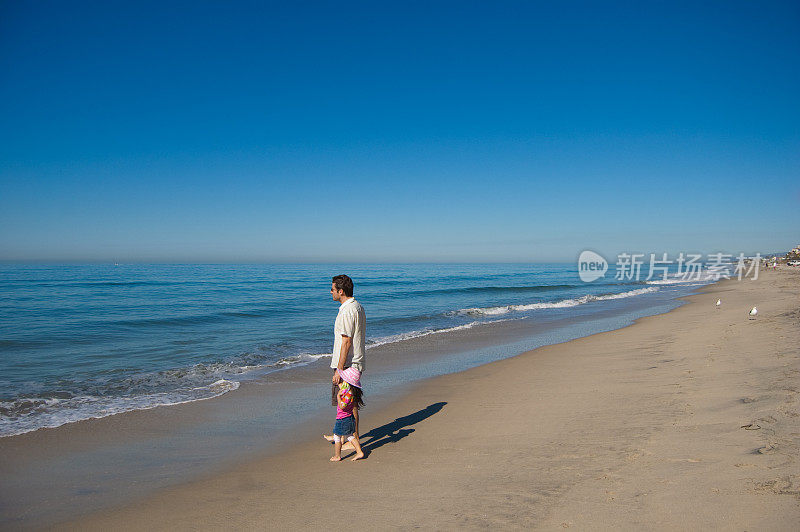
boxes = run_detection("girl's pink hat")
[338,367,361,388]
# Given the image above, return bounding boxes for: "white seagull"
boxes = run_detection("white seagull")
[716,299,721,309]
[749,306,758,319]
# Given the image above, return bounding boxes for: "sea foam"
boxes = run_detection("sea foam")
[0,352,337,437]
[454,287,659,317]
[0,379,240,437]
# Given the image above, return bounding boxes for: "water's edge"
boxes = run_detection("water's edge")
[0,280,715,529]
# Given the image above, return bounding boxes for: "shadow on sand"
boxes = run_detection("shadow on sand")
[359,402,447,454]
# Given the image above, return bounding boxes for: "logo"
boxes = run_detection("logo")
[578,250,608,282]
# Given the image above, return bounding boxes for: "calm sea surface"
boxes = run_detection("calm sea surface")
[0,263,710,437]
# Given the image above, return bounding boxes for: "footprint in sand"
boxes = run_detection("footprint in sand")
[756,443,777,454]
[740,423,761,430]
[756,476,800,495]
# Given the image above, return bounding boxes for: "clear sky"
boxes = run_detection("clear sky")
[1,1,798,263]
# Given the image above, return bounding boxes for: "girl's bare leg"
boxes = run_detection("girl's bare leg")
[330,440,342,461]
[349,435,365,461]
[325,410,357,450]
[337,408,359,450]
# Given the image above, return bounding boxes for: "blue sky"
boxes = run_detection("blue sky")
[1,1,798,262]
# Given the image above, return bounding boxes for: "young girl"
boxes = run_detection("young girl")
[331,367,365,461]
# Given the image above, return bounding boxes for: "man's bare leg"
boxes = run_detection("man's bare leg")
[323,434,355,450]
[323,378,342,443]
[323,434,354,450]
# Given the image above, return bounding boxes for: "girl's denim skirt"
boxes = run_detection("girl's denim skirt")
[333,415,355,437]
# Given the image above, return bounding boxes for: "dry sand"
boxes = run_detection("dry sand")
[56,268,800,530]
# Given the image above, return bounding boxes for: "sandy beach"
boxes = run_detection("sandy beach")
[3,3,797,530]
[29,267,800,529]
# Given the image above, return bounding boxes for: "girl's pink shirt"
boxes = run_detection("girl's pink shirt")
[336,389,354,419]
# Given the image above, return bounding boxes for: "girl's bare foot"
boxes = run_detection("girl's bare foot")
[323,434,335,442]
[330,456,341,461]
[351,451,364,461]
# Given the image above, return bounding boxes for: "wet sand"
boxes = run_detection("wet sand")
[41,268,800,529]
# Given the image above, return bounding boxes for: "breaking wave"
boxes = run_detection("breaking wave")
[0,353,330,437]
[453,287,660,317]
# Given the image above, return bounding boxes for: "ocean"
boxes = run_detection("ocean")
[0,262,714,437]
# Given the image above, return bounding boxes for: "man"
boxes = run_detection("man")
[325,274,366,444]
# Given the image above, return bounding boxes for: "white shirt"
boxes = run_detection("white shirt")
[331,297,366,372]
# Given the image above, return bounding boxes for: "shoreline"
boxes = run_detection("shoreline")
[1,278,699,529]
[0,278,681,440]
[51,267,800,530]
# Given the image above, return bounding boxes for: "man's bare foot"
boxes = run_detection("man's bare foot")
[351,452,365,461]
[323,435,354,450]
[330,456,341,462]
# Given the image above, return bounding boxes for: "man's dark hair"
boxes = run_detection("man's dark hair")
[332,274,354,297]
